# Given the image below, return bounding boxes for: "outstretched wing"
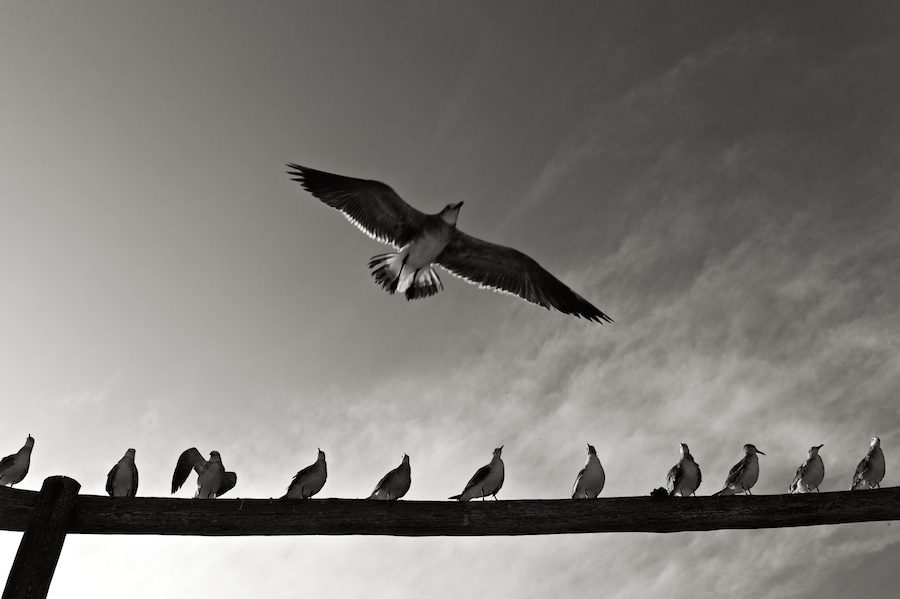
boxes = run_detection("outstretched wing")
[437,231,612,323]
[171,448,206,494]
[218,472,237,497]
[287,164,427,248]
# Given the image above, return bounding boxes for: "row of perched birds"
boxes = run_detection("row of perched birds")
[0,436,887,500]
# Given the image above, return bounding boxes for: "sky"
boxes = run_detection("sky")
[1,1,899,597]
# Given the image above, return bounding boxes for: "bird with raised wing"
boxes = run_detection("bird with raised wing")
[368,454,411,500]
[283,448,328,499]
[450,446,505,501]
[287,164,612,322]
[106,448,139,497]
[571,443,605,499]
[851,437,885,490]
[171,448,237,499]
[0,435,34,487]
[789,444,824,494]
[666,442,702,497]
[713,444,764,496]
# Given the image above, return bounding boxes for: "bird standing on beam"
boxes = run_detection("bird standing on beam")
[789,444,824,493]
[666,442,702,497]
[0,435,34,487]
[450,446,505,501]
[571,443,606,499]
[713,444,764,496]
[851,437,885,490]
[171,448,237,499]
[368,454,412,501]
[287,164,612,322]
[283,448,328,499]
[106,448,139,497]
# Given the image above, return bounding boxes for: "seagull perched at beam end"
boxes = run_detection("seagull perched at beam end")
[450,446,505,501]
[286,164,613,322]
[283,448,327,499]
[571,443,605,499]
[666,442,702,497]
[106,448,139,497]
[851,437,885,490]
[0,435,34,487]
[368,454,412,500]
[171,448,237,499]
[713,444,764,496]
[789,444,824,494]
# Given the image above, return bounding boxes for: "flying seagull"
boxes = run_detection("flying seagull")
[450,446,505,501]
[171,448,237,499]
[0,435,34,487]
[286,164,612,322]
[571,443,606,499]
[666,442,702,497]
[713,444,764,496]
[789,444,824,494]
[368,454,412,500]
[106,448,139,497]
[283,448,327,499]
[851,437,885,490]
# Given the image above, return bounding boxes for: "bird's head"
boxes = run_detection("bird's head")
[679,442,690,455]
[586,444,597,455]
[25,435,34,447]
[125,448,136,458]
[439,202,464,225]
[317,448,326,461]
[209,451,222,462]
[744,444,764,456]
[493,446,503,458]
[809,444,823,455]
[402,454,410,464]
[871,437,881,448]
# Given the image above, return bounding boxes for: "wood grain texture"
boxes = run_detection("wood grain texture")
[2,480,899,537]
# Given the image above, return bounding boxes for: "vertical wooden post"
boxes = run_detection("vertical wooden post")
[3,477,80,599]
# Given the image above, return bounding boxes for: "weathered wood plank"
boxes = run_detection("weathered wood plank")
[3,483,899,537]
[3,477,81,599]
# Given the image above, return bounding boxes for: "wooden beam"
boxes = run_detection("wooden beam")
[2,483,899,537]
[3,476,81,599]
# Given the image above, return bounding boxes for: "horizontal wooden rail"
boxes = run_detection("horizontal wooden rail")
[2,480,899,536]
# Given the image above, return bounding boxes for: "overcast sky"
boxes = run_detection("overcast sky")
[1,1,899,597]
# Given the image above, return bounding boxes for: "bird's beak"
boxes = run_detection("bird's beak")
[817,444,824,449]
[757,450,766,455]
[454,201,464,210]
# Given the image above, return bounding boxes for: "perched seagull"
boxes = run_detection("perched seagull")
[106,448,139,497]
[789,444,825,494]
[283,449,328,499]
[666,442,702,497]
[851,437,885,490]
[287,164,613,322]
[571,443,606,499]
[171,448,237,499]
[713,444,765,496]
[0,435,34,487]
[450,446,505,501]
[368,454,412,500]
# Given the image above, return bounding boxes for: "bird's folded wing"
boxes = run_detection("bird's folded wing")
[218,472,237,497]
[666,464,680,490]
[132,464,139,497]
[371,469,394,496]
[437,231,612,323]
[287,164,426,248]
[725,459,746,486]
[171,447,205,493]
[464,464,492,491]
[0,454,14,471]
[105,464,118,496]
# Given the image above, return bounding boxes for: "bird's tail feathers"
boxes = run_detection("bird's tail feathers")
[448,494,462,500]
[369,253,405,294]
[368,253,443,300]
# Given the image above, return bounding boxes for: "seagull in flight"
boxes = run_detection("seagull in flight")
[106,448,139,497]
[171,448,237,499]
[287,164,612,322]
